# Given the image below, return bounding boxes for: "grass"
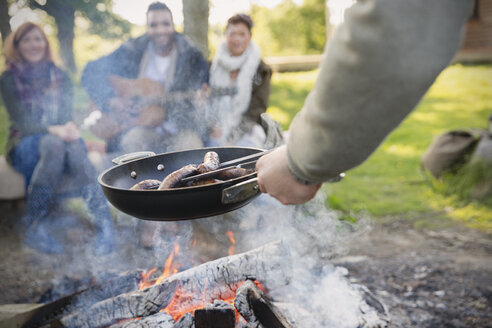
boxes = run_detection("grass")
[267,64,492,233]
[1,64,491,233]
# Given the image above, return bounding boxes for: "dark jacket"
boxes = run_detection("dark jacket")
[243,60,272,126]
[81,32,209,112]
[0,67,73,163]
[234,60,272,139]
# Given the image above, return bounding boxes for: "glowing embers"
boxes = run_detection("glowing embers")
[58,241,290,328]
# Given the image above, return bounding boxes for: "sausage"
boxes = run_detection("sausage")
[185,178,221,187]
[197,151,220,173]
[130,179,162,190]
[158,164,199,190]
[215,168,254,180]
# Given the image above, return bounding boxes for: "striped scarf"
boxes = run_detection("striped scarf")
[9,61,62,126]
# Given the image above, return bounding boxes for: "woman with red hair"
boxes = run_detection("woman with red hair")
[0,22,114,254]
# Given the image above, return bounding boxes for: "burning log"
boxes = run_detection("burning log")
[157,240,290,309]
[59,241,290,328]
[173,312,194,328]
[194,301,235,328]
[59,281,179,328]
[235,280,293,328]
[108,311,175,328]
[69,270,144,310]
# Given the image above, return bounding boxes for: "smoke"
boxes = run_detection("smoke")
[190,190,379,327]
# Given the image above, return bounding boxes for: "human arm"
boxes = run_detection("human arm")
[256,145,321,205]
[256,0,472,204]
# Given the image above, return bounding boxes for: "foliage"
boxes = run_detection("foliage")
[26,0,131,39]
[250,0,326,56]
[4,0,131,71]
[266,64,492,233]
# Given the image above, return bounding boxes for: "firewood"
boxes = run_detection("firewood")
[59,241,290,328]
[59,280,179,328]
[235,280,293,328]
[194,300,235,328]
[108,311,175,328]
[151,240,290,309]
[69,270,144,310]
[173,312,194,328]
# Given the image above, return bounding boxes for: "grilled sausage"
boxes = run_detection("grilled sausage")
[185,178,221,187]
[197,151,220,173]
[158,164,199,190]
[216,167,254,180]
[130,179,162,190]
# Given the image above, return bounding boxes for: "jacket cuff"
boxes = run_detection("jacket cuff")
[286,147,320,185]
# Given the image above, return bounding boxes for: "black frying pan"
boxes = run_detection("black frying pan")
[98,146,265,221]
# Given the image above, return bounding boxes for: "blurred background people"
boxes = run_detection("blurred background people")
[0,22,114,254]
[81,1,209,161]
[207,14,273,147]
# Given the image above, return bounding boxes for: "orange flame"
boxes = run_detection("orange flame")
[226,231,235,256]
[137,239,267,323]
[162,279,239,322]
[139,243,182,290]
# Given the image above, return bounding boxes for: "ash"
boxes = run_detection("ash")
[0,192,491,327]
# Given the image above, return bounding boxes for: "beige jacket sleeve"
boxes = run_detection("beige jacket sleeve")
[287,0,473,183]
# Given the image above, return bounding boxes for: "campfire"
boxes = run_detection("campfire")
[19,233,389,328]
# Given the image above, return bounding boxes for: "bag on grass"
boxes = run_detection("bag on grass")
[421,130,483,178]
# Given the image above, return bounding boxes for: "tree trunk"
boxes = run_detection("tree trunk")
[183,0,209,58]
[0,0,12,42]
[33,0,77,72]
[54,4,76,72]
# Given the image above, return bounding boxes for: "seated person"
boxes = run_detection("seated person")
[0,22,114,254]
[207,14,273,147]
[81,1,209,159]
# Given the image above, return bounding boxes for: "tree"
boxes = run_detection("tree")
[26,0,130,72]
[183,0,209,58]
[299,0,326,52]
[0,0,12,42]
[250,0,326,56]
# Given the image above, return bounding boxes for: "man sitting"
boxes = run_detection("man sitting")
[81,1,209,160]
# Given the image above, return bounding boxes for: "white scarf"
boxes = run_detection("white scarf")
[209,41,261,142]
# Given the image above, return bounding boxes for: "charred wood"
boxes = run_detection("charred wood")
[108,311,175,328]
[194,300,235,328]
[173,312,194,328]
[151,240,290,308]
[59,280,179,328]
[235,280,293,328]
[69,270,144,310]
[59,242,289,328]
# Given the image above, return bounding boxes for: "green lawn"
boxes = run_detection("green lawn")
[267,64,492,233]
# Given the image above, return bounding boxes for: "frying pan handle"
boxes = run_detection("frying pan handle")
[111,151,156,165]
[221,172,345,204]
[221,177,260,204]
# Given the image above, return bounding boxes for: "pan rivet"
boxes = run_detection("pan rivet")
[130,171,137,179]
[157,164,165,171]
[253,185,259,190]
